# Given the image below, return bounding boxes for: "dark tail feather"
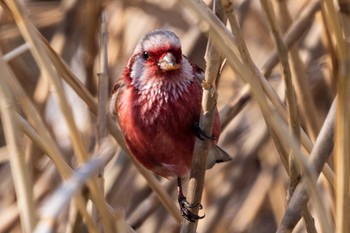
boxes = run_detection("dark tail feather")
[206,145,232,170]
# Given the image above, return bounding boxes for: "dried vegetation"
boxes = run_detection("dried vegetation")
[0,0,348,233]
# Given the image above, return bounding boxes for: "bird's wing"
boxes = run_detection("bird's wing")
[109,78,125,115]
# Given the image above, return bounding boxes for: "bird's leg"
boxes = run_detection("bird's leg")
[177,177,205,222]
[192,122,216,141]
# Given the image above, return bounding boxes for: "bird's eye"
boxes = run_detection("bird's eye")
[141,51,149,60]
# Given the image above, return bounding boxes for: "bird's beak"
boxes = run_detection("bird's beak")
[159,53,181,71]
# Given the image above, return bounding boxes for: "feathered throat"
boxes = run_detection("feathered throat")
[134,76,191,124]
[126,54,197,124]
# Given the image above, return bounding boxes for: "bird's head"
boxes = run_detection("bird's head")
[125,29,194,93]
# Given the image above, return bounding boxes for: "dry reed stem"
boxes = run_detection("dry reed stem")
[179,1,331,232]
[0,69,37,233]
[15,114,98,232]
[322,1,350,233]
[220,0,321,136]
[97,11,109,145]
[94,10,109,231]
[33,139,119,233]
[261,0,301,197]
[277,97,337,232]
[222,0,315,149]
[275,0,321,142]
[0,44,101,232]
[220,0,335,191]
[219,4,300,220]
[3,1,117,231]
[0,1,342,232]
[220,0,289,172]
[2,42,29,62]
[31,0,81,113]
[221,0,252,66]
[221,0,327,204]
[260,2,317,233]
[261,0,321,77]
[4,0,89,164]
[180,0,224,232]
[336,0,350,231]
[218,0,253,130]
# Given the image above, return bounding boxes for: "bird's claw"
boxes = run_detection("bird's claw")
[178,195,205,222]
[192,122,216,141]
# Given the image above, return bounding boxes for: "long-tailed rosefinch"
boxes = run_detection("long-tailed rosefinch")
[111,29,230,222]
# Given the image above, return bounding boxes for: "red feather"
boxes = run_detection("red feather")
[111,29,225,178]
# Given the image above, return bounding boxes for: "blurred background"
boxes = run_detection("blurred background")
[0,0,339,232]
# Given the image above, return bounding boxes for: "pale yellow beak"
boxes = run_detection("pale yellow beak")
[158,53,181,71]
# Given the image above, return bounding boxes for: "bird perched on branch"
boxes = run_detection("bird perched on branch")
[110,29,231,222]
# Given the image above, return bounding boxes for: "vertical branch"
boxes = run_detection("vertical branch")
[322,0,350,233]
[97,11,109,146]
[94,10,109,231]
[180,1,224,232]
[0,74,37,232]
[335,0,350,231]
[221,0,252,65]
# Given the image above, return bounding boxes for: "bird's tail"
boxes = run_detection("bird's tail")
[206,145,232,170]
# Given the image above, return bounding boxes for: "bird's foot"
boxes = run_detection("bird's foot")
[178,194,205,222]
[192,122,216,141]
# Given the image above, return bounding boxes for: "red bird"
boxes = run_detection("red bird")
[111,29,230,221]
